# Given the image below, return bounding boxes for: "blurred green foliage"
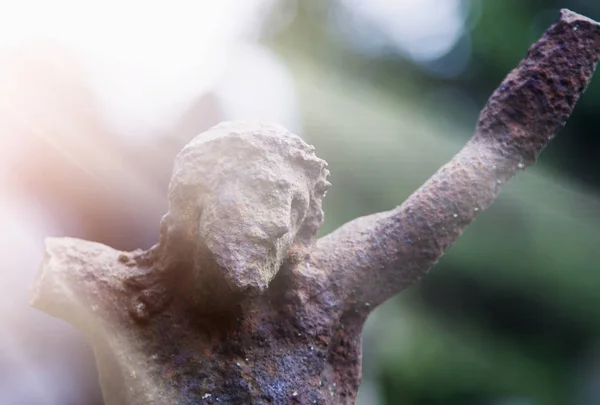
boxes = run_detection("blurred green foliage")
[268,1,600,404]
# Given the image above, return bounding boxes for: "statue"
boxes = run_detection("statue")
[31,9,600,405]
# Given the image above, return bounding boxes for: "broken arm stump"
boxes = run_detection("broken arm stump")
[30,10,600,405]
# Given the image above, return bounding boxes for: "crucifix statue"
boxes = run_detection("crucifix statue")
[31,9,600,405]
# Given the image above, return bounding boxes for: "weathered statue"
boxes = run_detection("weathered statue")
[31,10,600,405]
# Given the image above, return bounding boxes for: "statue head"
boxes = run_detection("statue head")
[158,122,330,306]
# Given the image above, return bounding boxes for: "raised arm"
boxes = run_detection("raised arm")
[312,9,600,309]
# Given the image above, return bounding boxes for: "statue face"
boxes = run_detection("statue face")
[161,122,329,298]
[197,157,312,292]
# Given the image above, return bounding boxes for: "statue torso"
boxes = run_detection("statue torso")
[100,264,367,405]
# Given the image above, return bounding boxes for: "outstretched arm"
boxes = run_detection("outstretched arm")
[312,9,600,309]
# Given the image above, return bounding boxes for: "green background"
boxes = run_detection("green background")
[266,1,600,404]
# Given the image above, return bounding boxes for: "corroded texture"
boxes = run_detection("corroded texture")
[31,10,600,405]
[474,9,600,164]
[314,9,600,307]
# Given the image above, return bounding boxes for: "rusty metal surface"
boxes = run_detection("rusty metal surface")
[30,10,600,405]
[475,9,600,164]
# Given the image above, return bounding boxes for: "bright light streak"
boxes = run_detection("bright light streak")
[216,42,302,133]
[0,2,291,404]
[0,195,66,404]
[0,0,277,140]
